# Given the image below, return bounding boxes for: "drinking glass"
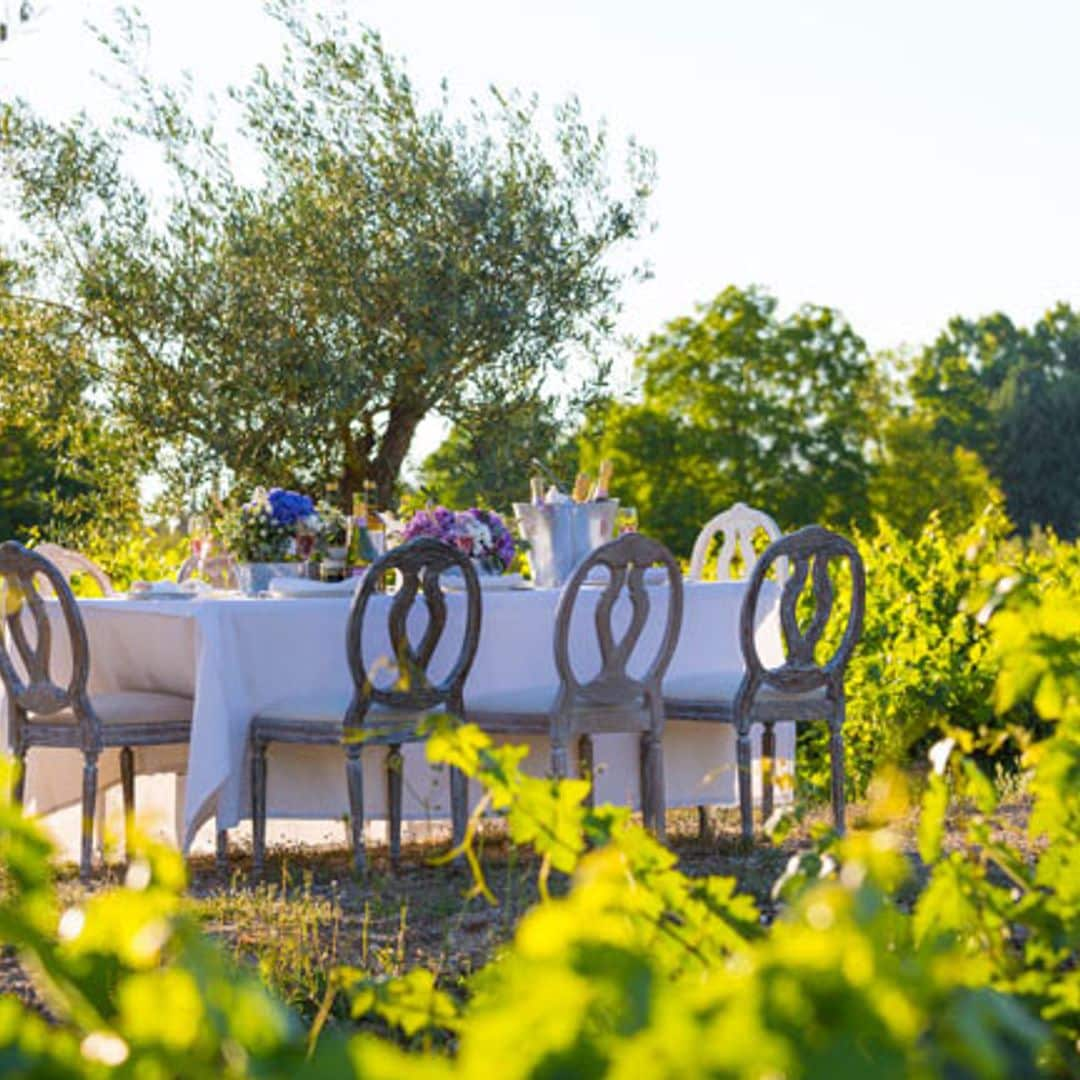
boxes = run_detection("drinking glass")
[189,514,210,558]
[616,506,639,534]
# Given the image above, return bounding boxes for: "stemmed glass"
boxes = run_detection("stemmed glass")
[189,514,210,559]
[188,514,215,582]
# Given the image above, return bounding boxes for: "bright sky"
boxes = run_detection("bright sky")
[4,0,1080,397]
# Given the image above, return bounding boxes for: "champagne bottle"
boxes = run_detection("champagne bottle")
[590,459,613,501]
[571,472,592,503]
[347,493,377,573]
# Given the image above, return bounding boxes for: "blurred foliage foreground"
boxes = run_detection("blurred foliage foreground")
[0,545,1078,1077]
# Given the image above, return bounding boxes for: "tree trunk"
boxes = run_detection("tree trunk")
[372,403,427,506]
[341,403,426,508]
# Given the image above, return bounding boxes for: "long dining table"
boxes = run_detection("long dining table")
[4,579,794,861]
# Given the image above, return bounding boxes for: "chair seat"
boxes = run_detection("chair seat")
[663,670,828,722]
[253,691,444,746]
[466,684,558,720]
[30,690,193,732]
[466,684,653,735]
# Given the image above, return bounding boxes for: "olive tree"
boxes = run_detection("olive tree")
[1,1,654,505]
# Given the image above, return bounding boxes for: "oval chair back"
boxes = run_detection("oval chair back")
[33,542,114,598]
[0,541,101,751]
[688,502,787,586]
[737,524,865,708]
[554,531,683,711]
[345,537,483,728]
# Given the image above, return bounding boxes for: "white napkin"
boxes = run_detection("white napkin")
[268,576,359,597]
[128,578,208,598]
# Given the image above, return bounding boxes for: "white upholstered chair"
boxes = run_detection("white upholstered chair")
[33,542,115,597]
[687,502,787,586]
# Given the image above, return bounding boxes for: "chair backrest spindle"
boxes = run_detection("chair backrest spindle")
[0,541,100,748]
[738,525,864,697]
[345,538,482,726]
[554,532,683,710]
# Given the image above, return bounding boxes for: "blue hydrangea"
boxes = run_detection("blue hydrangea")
[267,488,315,527]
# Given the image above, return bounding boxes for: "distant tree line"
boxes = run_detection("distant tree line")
[1,1,1076,551]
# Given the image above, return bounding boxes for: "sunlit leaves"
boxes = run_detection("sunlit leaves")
[1,1,655,505]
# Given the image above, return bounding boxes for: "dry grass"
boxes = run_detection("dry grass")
[14,791,1033,1027]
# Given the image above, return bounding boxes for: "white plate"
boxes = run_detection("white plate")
[126,589,194,601]
[443,572,530,591]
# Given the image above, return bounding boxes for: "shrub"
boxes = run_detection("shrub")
[799,503,1062,799]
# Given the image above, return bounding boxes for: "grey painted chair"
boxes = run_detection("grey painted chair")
[33,542,115,597]
[0,541,194,879]
[467,532,684,837]
[250,537,482,876]
[663,525,865,842]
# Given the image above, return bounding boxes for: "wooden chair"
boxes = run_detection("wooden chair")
[0,541,194,880]
[33,542,115,597]
[250,537,482,876]
[467,532,684,837]
[687,502,787,586]
[664,525,865,842]
[177,553,238,590]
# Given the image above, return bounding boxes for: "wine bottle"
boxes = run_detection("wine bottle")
[363,482,387,556]
[347,493,377,573]
[571,472,592,503]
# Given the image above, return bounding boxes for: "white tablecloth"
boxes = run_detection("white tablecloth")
[4,581,793,858]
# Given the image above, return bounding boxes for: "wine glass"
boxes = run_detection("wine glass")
[616,506,639,534]
[189,514,210,559]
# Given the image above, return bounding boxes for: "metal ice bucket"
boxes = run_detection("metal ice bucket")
[513,500,620,588]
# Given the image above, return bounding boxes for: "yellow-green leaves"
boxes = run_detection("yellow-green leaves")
[344,969,457,1038]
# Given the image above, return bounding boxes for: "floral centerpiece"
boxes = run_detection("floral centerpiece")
[313,501,349,555]
[221,487,321,592]
[403,506,516,575]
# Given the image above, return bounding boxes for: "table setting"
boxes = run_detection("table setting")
[1,471,795,863]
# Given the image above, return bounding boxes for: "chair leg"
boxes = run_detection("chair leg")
[80,752,99,883]
[829,720,847,835]
[345,745,366,876]
[736,731,754,844]
[251,738,268,878]
[761,723,776,824]
[578,734,595,809]
[551,737,569,780]
[640,732,665,839]
[449,765,468,849]
[11,743,25,807]
[387,746,403,870]
[215,829,229,877]
[120,746,135,861]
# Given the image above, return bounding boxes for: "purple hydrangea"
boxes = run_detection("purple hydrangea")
[403,505,517,573]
